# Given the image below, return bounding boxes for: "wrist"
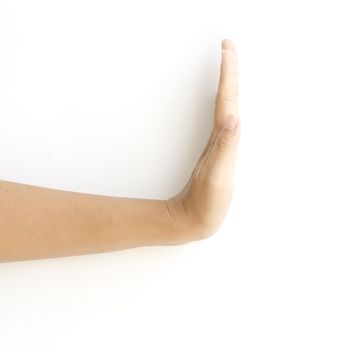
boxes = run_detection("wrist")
[164,195,204,244]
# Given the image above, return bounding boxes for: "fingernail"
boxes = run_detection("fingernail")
[224,115,237,130]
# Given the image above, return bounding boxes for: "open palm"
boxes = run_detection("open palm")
[167,39,241,241]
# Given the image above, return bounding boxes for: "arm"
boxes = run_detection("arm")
[0,39,240,263]
[0,180,193,262]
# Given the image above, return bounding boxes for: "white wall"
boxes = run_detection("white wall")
[0,0,349,349]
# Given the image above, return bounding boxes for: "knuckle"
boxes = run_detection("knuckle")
[213,134,229,152]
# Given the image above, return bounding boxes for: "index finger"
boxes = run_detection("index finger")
[214,39,239,133]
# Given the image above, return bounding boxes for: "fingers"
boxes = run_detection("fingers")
[195,39,239,168]
[204,114,241,184]
[214,39,239,134]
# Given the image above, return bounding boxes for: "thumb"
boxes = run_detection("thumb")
[205,114,241,181]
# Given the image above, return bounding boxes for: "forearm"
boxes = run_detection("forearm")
[0,180,191,263]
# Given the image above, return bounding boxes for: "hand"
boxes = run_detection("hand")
[167,39,241,241]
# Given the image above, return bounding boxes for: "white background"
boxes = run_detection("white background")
[0,0,349,349]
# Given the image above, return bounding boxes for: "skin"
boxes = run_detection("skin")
[0,39,241,263]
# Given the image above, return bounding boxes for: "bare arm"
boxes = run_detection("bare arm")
[0,39,240,263]
[0,180,196,262]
